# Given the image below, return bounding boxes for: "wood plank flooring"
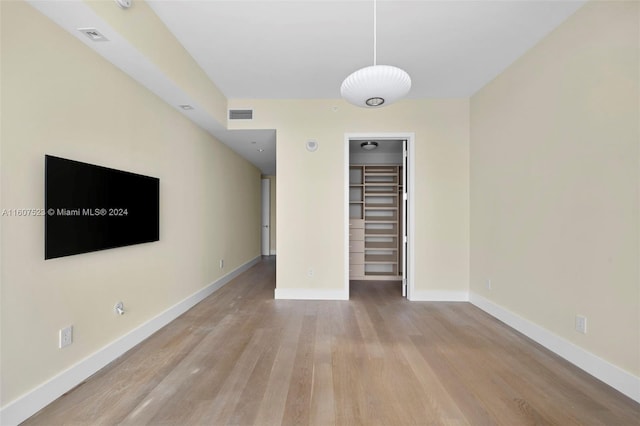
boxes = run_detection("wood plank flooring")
[24,257,640,425]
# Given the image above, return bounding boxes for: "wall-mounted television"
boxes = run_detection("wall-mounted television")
[45,155,159,260]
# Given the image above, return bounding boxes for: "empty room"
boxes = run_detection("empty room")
[1,0,639,425]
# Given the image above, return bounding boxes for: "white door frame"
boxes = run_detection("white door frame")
[402,139,408,297]
[261,178,270,256]
[344,132,415,300]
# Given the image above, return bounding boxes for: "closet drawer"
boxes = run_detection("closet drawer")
[349,264,364,277]
[349,228,364,240]
[349,252,364,264]
[349,240,364,252]
[349,219,365,229]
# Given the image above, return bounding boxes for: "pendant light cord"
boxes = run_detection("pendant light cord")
[373,0,377,66]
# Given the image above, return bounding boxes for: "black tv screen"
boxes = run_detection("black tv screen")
[45,155,159,259]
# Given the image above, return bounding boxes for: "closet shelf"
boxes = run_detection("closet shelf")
[365,204,397,209]
[365,254,398,263]
[366,242,397,249]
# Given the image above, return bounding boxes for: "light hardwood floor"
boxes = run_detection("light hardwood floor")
[24,257,639,425]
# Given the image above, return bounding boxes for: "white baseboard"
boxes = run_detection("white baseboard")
[269,249,276,255]
[0,255,261,426]
[409,290,469,301]
[469,292,640,404]
[274,287,348,300]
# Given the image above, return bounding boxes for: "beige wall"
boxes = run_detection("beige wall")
[470,0,639,376]
[1,0,260,405]
[230,99,470,295]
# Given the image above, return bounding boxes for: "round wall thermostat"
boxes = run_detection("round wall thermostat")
[306,140,318,152]
[115,0,132,9]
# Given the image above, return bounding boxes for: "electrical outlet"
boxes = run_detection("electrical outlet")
[575,315,587,334]
[485,279,492,290]
[307,268,314,277]
[59,326,73,348]
[219,259,224,269]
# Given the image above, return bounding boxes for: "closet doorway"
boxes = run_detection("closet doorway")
[344,133,415,299]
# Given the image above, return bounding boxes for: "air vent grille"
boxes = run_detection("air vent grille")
[78,28,109,42]
[229,109,253,120]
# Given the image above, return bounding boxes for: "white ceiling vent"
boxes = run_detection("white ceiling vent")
[78,28,109,42]
[228,109,253,120]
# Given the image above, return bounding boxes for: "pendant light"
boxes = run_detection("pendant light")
[341,0,411,108]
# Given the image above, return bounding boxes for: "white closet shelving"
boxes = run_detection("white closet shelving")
[349,165,402,281]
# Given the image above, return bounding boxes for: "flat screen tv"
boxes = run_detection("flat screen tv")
[45,155,159,260]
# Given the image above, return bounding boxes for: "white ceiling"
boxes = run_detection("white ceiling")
[147,0,586,99]
[29,0,586,176]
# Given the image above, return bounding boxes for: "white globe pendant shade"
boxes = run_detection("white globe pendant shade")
[341,65,411,108]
